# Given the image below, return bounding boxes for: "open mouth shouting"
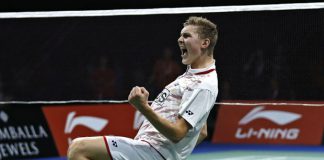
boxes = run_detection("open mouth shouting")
[181,48,188,58]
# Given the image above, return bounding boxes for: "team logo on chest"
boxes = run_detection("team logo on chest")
[154,88,171,106]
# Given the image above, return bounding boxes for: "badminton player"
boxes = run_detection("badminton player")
[68,16,218,160]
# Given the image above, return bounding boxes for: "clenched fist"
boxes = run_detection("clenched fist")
[128,86,150,111]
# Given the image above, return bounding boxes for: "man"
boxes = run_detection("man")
[68,16,218,160]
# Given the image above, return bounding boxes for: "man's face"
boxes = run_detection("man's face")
[178,25,203,67]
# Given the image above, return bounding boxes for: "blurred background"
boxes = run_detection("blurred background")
[0,1,323,159]
[0,10,323,101]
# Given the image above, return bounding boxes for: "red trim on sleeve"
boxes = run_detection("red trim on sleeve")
[103,136,114,160]
[194,69,215,75]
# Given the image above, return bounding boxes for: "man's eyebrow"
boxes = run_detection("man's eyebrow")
[180,32,191,36]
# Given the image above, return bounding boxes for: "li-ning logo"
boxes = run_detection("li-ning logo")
[235,106,302,140]
[0,111,9,123]
[64,111,108,134]
[239,106,301,125]
[65,111,109,145]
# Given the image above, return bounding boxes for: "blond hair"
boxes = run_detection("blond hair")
[184,16,218,53]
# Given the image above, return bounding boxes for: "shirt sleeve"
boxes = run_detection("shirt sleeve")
[178,89,216,128]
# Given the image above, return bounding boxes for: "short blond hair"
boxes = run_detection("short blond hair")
[184,16,218,53]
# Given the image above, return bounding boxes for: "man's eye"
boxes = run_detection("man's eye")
[183,35,189,38]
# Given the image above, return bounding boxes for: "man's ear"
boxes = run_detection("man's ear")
[201,38,210,49]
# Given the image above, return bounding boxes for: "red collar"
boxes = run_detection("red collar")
[194,69,216,75]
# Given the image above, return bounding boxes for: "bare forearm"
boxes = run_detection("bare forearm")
[138,104,187,143]
[128,86,189,143]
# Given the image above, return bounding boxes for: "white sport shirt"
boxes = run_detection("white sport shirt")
[135,61,218,160]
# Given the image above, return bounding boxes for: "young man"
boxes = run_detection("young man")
[68,16,218,160]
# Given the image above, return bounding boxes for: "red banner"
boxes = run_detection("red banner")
[212,101,324,145]
[42,104,142,156]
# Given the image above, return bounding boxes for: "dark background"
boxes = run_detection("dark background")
[0,2,323,102]
[0,1,323,144]
[0,0,324,12]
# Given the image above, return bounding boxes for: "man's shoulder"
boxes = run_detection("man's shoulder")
[195,73,218,92]
[176,72,218,90]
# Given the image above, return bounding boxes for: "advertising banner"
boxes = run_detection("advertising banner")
[0,105,58,159]
[212,102,324,145]
[42,104,143,156]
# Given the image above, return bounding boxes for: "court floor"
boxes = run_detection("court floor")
[189,142,324,160]
[28,142,324,160]
[189,151,324,160]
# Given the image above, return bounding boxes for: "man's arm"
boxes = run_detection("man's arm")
[128,86,191,143]
[196,123,207,145]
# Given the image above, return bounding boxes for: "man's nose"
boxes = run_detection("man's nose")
[178,37,183,44]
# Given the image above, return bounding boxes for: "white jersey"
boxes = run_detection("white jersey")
[134,61,218,160]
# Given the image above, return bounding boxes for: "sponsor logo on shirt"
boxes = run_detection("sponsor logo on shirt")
[154,88,170,106]
[185,110,194,116]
